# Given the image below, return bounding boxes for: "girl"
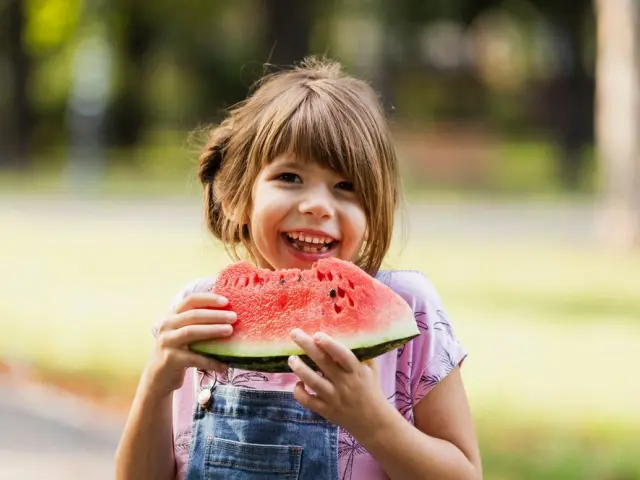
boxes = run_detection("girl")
[116,58,482,480]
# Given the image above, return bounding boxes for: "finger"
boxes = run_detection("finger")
[312,332,359,373]
[290,329,341,378]
[159,309,237,335]
[174,293,229,314]
[292,381,325,414]
[288,355,335,398]
[172,349,228,375]
[160,324,233,349]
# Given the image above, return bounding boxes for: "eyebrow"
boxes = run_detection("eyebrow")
[270,159,304,170]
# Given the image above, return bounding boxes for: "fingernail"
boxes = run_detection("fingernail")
[226,312,237,323]
[288,355,298,366]
[314,332,328,341]
[290,328,302,339]
[222,324,233,334]
[215,295,229,306]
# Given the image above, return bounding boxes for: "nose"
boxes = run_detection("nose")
[298,186,335,219]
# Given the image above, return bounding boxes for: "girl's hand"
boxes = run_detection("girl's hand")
[141,293,236,398]
[288,329,393,439]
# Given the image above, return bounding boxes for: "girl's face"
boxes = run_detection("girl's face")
[247,154,367,271]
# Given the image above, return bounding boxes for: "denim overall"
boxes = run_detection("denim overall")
[185,382,339,479]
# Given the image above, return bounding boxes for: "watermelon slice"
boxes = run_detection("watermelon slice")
[189,258,419,372]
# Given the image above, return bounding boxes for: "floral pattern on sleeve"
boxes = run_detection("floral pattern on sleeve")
[401,273,468,404]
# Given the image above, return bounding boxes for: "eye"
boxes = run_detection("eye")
[275,172,302,183]
[335,181,355,192]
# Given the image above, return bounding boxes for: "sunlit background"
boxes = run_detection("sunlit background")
[1,0,639,479]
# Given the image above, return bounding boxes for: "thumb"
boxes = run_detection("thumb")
[363,357,379,375]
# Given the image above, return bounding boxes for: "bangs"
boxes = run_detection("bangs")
[258,84,385,190]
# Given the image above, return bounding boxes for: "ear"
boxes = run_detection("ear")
[220,200,233,221]
[220,201,239,222]
[221,200,252,232]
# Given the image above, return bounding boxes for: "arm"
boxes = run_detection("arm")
[288,330,481,480]
[114,292,234,480]
[356,366,482,480]
[114,375,175,480]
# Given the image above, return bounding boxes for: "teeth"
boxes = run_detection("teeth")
[288,237,331,254]
[287,232,336,245]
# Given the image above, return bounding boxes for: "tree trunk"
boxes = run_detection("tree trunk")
[262,0,315,67]
[595,0,640,247]
[107,2,151,148]
[1,0,31,169]
[530,4,594,190]
[552,9,594,190]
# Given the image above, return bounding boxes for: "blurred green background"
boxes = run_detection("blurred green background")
[1,1,639,479]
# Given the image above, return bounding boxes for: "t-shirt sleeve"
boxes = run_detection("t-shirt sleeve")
[151,277,216,340]
[391,271,468,404]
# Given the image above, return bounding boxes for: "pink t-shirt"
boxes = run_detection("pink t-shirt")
[169,269,467,480]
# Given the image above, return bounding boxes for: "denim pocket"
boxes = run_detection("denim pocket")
[204,436,302,479]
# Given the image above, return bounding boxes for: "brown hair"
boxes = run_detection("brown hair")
[198,57,401,275]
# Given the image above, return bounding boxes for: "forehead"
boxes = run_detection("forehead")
[267,154,349,177]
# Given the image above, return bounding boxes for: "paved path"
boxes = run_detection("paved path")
[0,378,122,479]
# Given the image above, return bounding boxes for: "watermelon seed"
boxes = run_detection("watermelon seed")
[317,271,325,281]
[337,287,345,298]
[329,288,337,298]
[348,295,355,307]
[334,304,342,314]
[297,276,302,282]
[327,271,334,281]
[279,278,285,284]
[348,279,355,289]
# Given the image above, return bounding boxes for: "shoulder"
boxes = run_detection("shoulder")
[169,276,217,309]
[377,270,468,401]
[375,269,443,308]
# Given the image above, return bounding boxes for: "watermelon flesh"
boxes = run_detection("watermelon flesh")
[189,258,419,372]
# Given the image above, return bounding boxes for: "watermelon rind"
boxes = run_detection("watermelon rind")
[192,335,419,373]
[189,309,419,373]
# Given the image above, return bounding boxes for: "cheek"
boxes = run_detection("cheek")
[249,195,288,234]
[344,206,368,244]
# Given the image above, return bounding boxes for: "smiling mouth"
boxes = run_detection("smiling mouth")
[283,232,338,254]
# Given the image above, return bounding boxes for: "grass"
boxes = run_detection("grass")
[478,425,640,480]
[1,199,639,479]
